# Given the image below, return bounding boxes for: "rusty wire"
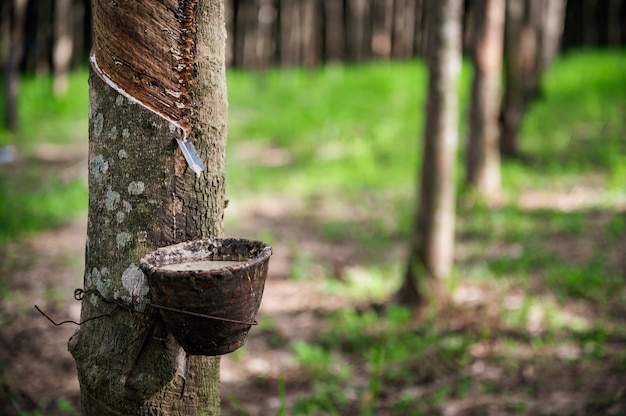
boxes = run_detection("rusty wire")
[34,288,139,326]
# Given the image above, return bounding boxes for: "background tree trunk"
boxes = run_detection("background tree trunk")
[346,0,370,63]
[397,0,462,306]
[582,0,598,45]
[301,0,320,66]
[537,0,567,75]
[53,0,74,96]
[323,0,345,62]
[29,0,54,74]
[372,0,394,58]
[3,0,28,132]
[68,0,227,414]
[279,0,301,67]
[225,0,235,67]
[500,0,525,157]
[607,0,622,46]
[392,0,417,59]
[257,0,277,70]
[466,0,505,201]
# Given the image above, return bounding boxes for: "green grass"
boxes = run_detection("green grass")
[0,168,86,244]
[507,50,626,191]
[227,61,429,197]
[0,69,89,147]
[0,70,89,244]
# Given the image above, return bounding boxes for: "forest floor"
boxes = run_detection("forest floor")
[1,139,626,416]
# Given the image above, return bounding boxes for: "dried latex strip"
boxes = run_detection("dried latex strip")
[90,0,205,176]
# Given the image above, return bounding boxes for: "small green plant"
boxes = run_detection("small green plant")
[544,255,621,302]
[360,343,384,415]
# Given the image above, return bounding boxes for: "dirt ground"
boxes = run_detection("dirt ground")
[1,145,626,415]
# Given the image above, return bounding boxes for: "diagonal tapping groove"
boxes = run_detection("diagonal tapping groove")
[90,0,204,175]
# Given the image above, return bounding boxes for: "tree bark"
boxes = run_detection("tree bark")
[3,0,28,132]
[31,0,54,74]
[398,0,462,306]
[225,0,234,66]
[279,0,301,67]
[392,0,417,59]
[323,0,345,62]
[346,0,370,63]
[53,0,74,96]
[537,0,567,74]
[301,0,320,67]
[500,0,525,157]
[466,0,505,201]
[607,0,622,46]
[372,0,394,58]
[239,0,261,69]
[0,2,10,70]
[257,0,277,70]
[68,0,227,414]
[582,0,598,45]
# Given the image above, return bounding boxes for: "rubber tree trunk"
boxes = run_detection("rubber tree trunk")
[323,0,345,62]
[500,0,525,157]
[68,0,227,414]
[280,0,301,67]
[465,0,505,201]
[537,0,567,75]
[53,0,74,96]
[346,0,370,63]
[3,0,28,132]
[397,0,462,306]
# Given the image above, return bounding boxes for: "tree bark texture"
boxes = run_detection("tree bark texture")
[399,0,462,306]
[68,0,227,414]
[465,0,504,201]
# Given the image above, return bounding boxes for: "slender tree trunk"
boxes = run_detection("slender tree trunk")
[301,0,319,66]
[31,0,54,74]
[537,0,567,74]
[257,0,277,70]
[323,0,345,62]
[0,2,10,70]
[240,0,260,69]
[280,0,301,67]
[397,0,462,306]
[3,0,28,132]
[71,0,87,69]
[501,0,525,157]
[225,0,234,66]
[68,0,227,414]
[582,0,598,45]
[414,0,428,57]
[607,0,622,46]
[53,0,74,96]
[346,0,370,63]
[372,0,393,58]
[523,0,543,98]
[392,0,417,59]
[466,0,505,201]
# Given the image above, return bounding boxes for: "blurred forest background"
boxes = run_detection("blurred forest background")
[1,0,626,415]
